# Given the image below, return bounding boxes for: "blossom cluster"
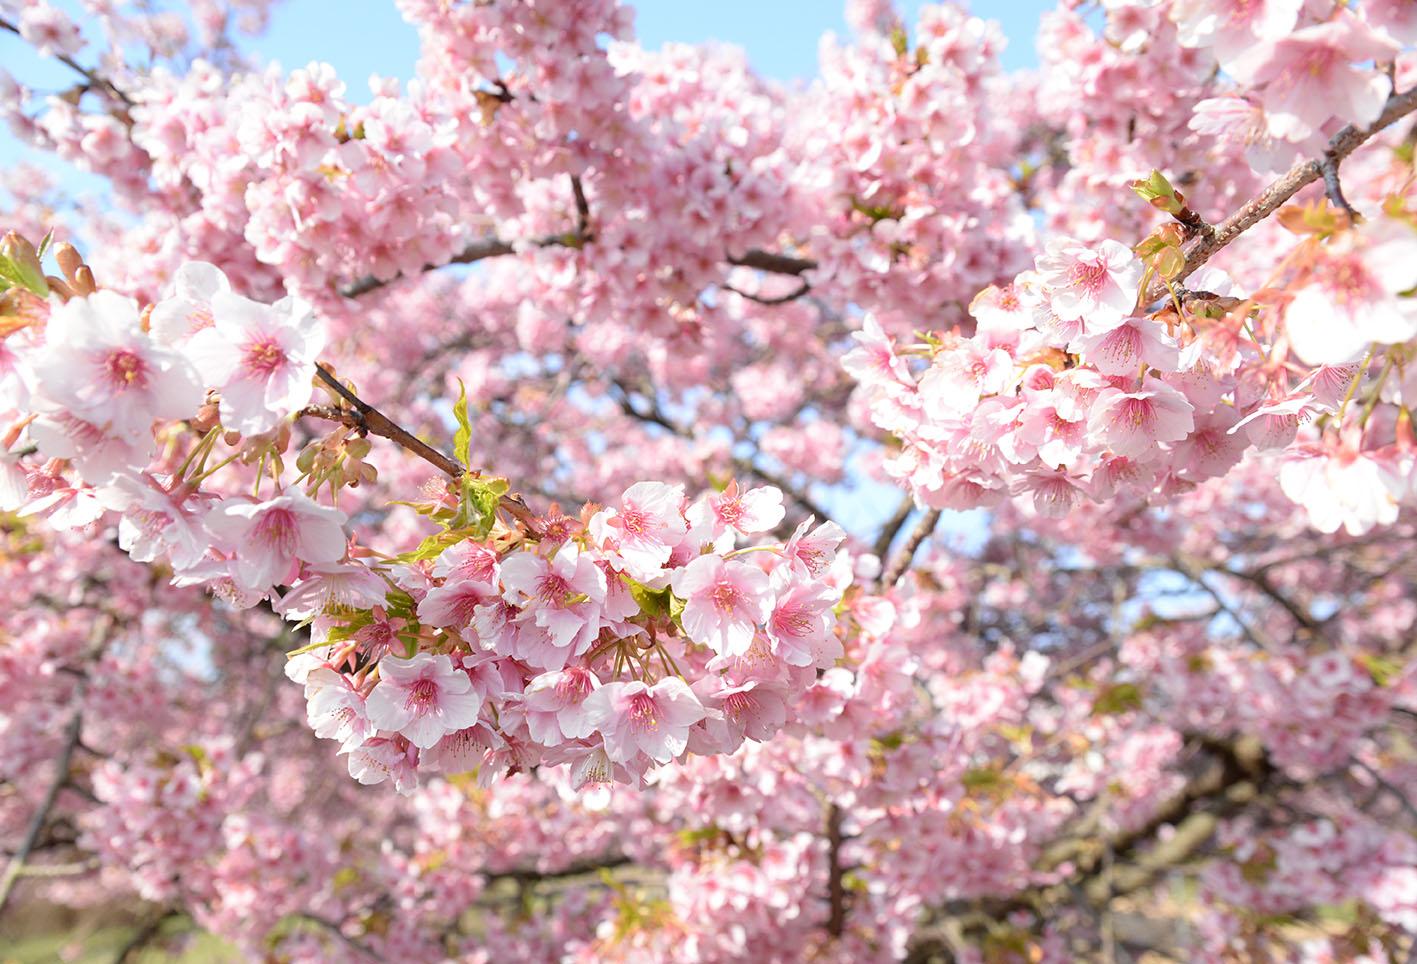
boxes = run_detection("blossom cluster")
[2,0,1417,959]
[0,246,851,790]
[289,479,849,793]
[849,203,1417,537]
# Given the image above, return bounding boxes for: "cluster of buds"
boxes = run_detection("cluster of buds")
[295,431,378,497]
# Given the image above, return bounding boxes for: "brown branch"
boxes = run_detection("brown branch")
[824,804,849,938]
[1146,84,1417,302]
[570,174,591,237]
[343,238,816,298]
[1320,150,1358,221]
[0,15,134,107]
[344,175,597,298]
[728,249,818,276]
[721,280,811,305]
[608,381,835,524]
[879,509,940,590]
[297,913,384,962]
[486,854,632,883]
[0,614,109,919]
[1218,566,1320,633]
[114,910,183,964]
[341,236,525,298]
[906,738,1276,962]
[308,366,464,478]
[302,368,539,528]
[0,709,82,917]
[871,495,917,562]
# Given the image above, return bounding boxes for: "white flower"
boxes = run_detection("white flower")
[186,291,326,436]
[31,290,202,440]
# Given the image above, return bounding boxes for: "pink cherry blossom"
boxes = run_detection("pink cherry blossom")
[671,554,772,658]
[1088,379,1197,458]
[685,480,786,537]
[186,291,327,436]
[364,652,482,749]
[205,493,348,591]
[499,542,607,666]
[31,291,202,442]
[590,481,687,580]
[1231,15,1397,140]
[522,667,601,744]
[582,677,707,764]
[1077,315,1179,376]
[1034,238,1143,327]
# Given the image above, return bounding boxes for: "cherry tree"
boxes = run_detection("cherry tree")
[2,0,1417,960]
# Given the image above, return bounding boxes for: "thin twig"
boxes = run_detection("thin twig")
[302,368,538,528]
[727,249,818,276]
[0,16,134,107]
[0,615,109,918]
[824,803,849,938]
[298,913,385,962]
[1354,759,1417,825]
[308,366,464,478]
[113,910,182,964]
[1146,84,1417,302]
[570,174,591,236]
[0,709,83,916]
[486,854,632,882]
[879,509,941,590]
[721,280,811,305]
[871,495,916,561]
[1320,150,1359,221]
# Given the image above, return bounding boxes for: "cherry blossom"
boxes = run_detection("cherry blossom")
[204,493,348,591]
[583,677,707,764]
[185,291,326,436]
[363,652,482,750]
[671,555,773,658]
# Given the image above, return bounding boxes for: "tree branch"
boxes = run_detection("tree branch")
[824,803,849,938]
[0,16,134,107]
[308,366,464,478]
[871,495,917,562]
[727,249,818,276]
[113,910,183,964]
[302,367,539,528]
[485,854,632,883]
[1146,84,1417,302]
[0,614,109,919]
[297,913,385,962]
[0,709,83,917]
[906,738,1276,962]
[608,380,834,524]
[879,509,940,590]
[721,280,812,305]
[344,240,816,298]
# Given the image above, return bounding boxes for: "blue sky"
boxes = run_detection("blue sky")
[243,0,1055,87]
[1,1,1055,166]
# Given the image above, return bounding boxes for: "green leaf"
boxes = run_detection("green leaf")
[961,766,1010,799]
[452,378,472,468]
[383,588,418,620]
[397,527,474,563]
[1357,652,1404,688]
[668,592,687,629]
[1092,681,1144,716]
[624,577,671,618]
[675,825,722,847]
[0,249,47,296]
[35,229,54,261]
[450,474,507,539]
